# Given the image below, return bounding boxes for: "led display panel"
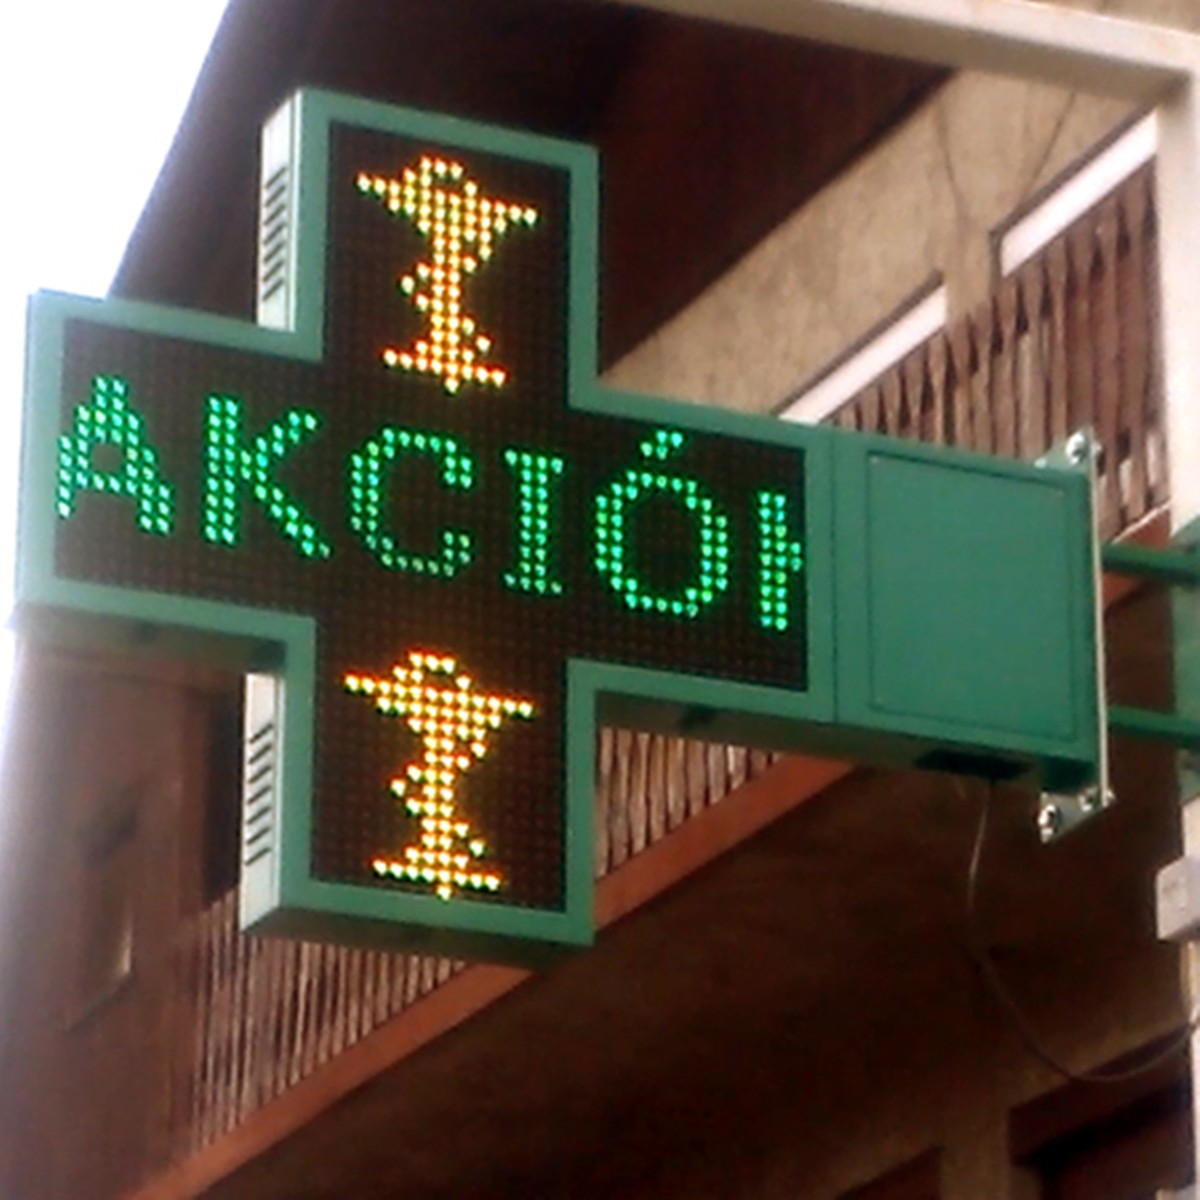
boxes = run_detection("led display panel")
[19,91,1102,963]
[21,94,825,962]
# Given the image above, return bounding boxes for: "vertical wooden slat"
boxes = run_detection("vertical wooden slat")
[1093,199,1124,536]
[899,350,925,442]
[316,945,336,1066]
[255,941,275,1112]
[236,934,260,1120]
[1117,170,1151,523]
[947,322,973,448]
[748,747,774,778]
[327,947,342,1060]
[364,951,380,1030]
[858,380,881,435]
[344,949,363,1051]
[705,741,729,809]
[278,942,298,1091]
[1065,220,1097,464]
[608,728,633,870]
[335,950,352,1055]
[399,953,416,1011]
[594,726,615,877]
[968,309,994,456]
[665,736,687,832]
[646,735,668,847]
[267,941,291,1102]
[323,949,341,1063]
[1044,239,1072,452]
[1014,262,1046,461]
[375,950,393,1034]
[420,955,438,997]
[359,950,378,1042]
[303,943,323,1076]
[925,334,949,445]
[384,953,402,1017]
[293,942,315,1083]
[685,738,708,820]
[403,953,422,1008]
[627,732,651,855]
[726,745,748,793]
[880,366,903,437]
[385,952,403,1016]
[991,281,1019,459]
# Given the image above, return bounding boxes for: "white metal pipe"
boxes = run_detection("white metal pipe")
[1156,77,1200,531]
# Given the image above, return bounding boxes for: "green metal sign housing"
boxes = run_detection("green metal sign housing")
[16,90,1097,965]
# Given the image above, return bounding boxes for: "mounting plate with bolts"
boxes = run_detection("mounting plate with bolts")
[1035,429,1110,843]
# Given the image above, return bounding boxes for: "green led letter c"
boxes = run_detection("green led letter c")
[346,427,475,577]
[56,374,175,535]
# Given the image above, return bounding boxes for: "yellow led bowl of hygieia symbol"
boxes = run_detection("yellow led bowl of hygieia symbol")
[344,651,535,901]
[356,156,539,394]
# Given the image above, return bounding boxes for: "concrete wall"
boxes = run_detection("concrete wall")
[602,0,1199,418]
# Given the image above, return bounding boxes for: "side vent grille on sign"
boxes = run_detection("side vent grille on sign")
[242,715,276,869]
[255,95,299,332]
[239,672,283,931]
[258,163,290,310]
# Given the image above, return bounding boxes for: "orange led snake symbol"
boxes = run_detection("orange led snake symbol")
[356,157,539,394]
[344,651,535,900]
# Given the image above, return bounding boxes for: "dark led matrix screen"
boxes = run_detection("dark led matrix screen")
[47,121,807,918]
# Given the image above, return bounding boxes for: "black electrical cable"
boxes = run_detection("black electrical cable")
[963,780,1196,1086]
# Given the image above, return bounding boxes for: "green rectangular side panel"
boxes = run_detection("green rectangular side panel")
[833,434,1097,791]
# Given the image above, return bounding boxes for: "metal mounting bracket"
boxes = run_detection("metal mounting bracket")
[1036,785,1114,843]
[1035,430,1110,843]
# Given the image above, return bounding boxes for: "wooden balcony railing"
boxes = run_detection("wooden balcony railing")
[827,165,1164,540]
[175,894,463,1153]
[165,164,1164,1167]
[171,734,777,1157]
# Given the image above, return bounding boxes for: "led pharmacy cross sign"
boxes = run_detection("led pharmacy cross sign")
[18,91,1099,965]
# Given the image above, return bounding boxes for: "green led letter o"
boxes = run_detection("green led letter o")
[593,431,730,619]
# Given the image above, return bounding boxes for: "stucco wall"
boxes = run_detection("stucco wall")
[602,0,1198,418]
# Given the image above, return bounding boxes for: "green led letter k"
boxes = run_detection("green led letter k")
[203,395,332,559]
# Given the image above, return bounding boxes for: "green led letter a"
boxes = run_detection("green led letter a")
[56,374,176,535]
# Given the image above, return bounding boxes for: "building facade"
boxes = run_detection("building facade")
[1,2,1197,1197]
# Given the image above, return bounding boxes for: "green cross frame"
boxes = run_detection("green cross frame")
[16,90,1099,965]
